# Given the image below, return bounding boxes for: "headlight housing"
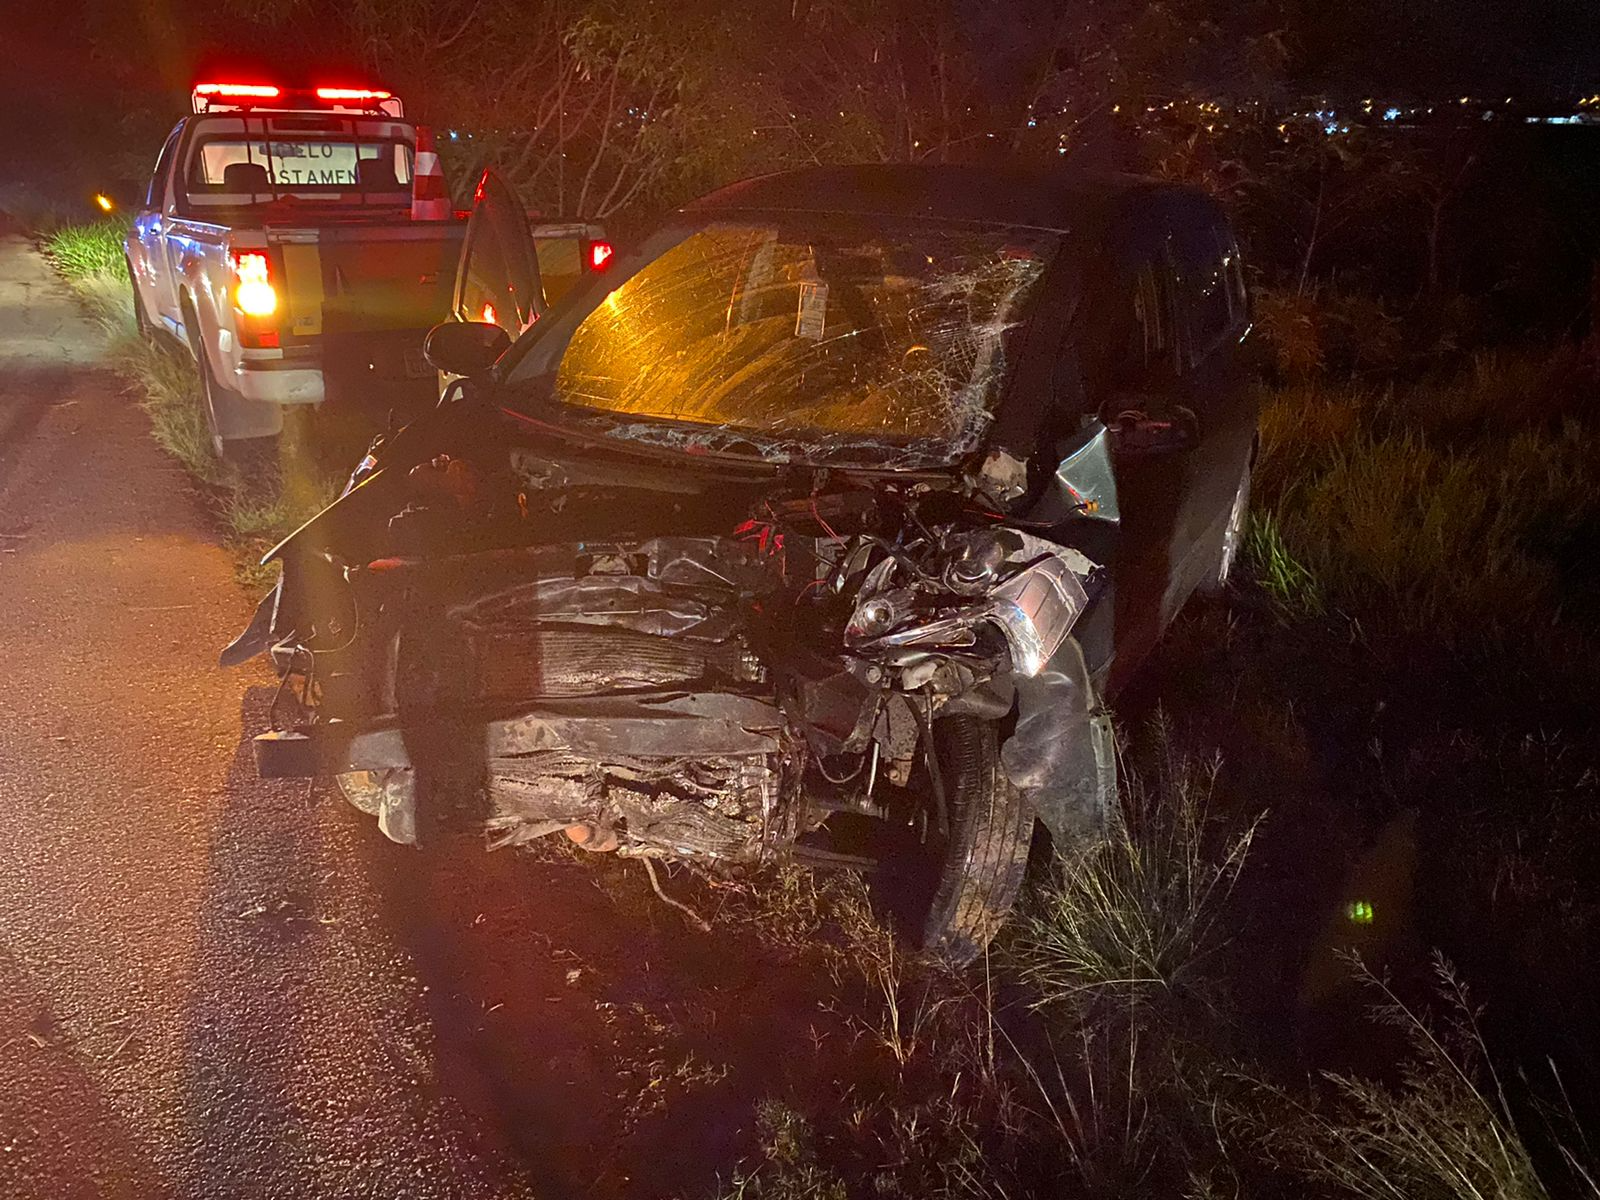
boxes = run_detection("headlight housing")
[845,539,1091,678]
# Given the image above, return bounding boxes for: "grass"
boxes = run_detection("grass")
[44,217,132,282]
[41,219,341,570]
[1256,954,1600,1200]
[732,716,1598,1198]
[1008,723,1259,1020]
[1244,510,1323,616]
[717,1103,850,1200]
[1251,351,1600,641]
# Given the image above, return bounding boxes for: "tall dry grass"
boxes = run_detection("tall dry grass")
[1255,954,1600,1200]
[1008,724,1259,1019]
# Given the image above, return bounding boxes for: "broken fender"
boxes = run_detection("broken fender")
[1001,637,1118,845]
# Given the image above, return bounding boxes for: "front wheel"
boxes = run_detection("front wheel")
[874,716,1034,964]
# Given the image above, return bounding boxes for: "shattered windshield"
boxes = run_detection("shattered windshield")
[504,218,1057,466]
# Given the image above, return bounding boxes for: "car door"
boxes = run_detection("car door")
[130,124,183,332]
[1071,203,1199,689]
[452,169,544,339]
[1169,215,1255,590]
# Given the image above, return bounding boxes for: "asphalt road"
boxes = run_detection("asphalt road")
[0,237,853,1199]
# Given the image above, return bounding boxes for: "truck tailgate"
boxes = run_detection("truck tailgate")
[271,223,463,404]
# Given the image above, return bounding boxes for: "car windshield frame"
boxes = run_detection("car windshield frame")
[499,211,1063,469]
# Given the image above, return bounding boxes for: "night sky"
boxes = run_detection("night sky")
[4,0,1600,189]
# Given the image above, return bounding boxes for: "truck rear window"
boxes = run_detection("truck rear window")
[188,138,413,199]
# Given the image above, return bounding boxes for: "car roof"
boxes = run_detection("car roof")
[679,163,1222,235]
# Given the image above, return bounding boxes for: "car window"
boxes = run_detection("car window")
[1126,260,1177,374]
[1173,222,1234,358]
[147,127,182,210]
[182,136,413,209]
[1083,248,1178,401]
[534,236,583,306]
[1222,233,1248,327]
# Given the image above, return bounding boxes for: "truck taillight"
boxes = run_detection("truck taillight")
[587,240,615,271]
[231,252,278,317]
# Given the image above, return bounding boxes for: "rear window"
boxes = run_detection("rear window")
[187,137,413,199]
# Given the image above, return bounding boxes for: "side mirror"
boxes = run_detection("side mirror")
[423,320,511,378]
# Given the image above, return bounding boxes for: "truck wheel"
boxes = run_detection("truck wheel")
[884,716,1035,964]
[181,301,280,461]
[125,258,153,343]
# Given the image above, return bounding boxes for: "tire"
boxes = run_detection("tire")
[126,258,153,343]
[913,716,1036,963]
[1198,462,1251,596]
[181,301,229,459]
[181,300,280,461]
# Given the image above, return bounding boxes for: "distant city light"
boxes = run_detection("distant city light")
[1384,107,1401,121]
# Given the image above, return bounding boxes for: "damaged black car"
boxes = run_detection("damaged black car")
[223,164,1256,962]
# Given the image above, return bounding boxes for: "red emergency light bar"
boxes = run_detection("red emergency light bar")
[191,81,403,116]
[195,82,282,99]
[316,87,393,102]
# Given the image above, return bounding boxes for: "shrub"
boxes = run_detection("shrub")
[1252,286,1407,382]
[1252,352,1600,639]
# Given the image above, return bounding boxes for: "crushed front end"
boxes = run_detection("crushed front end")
[240,441,1114,880]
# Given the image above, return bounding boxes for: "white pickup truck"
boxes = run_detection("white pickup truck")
[125,82,608,456]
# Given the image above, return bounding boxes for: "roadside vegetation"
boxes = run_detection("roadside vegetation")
[40,218,338,581]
